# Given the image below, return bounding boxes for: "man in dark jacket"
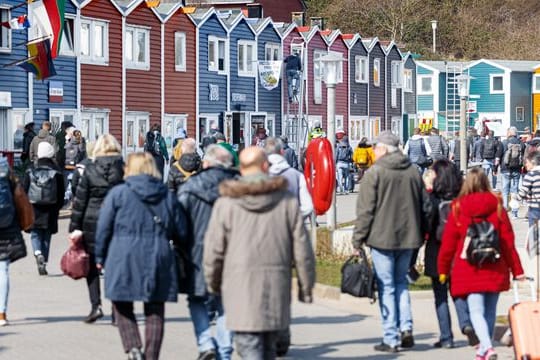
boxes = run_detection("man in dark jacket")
[29,121,57,164]
[144,124,169,177]
[280,136,298,169]
[480,130,502,190]
[284,52,302,103]
[177,145,238,360]
[353,131,431,353]
[55,121,74,169]
[21,123,36,163]
[501,126,525,213]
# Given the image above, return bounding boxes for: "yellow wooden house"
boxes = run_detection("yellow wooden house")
[533,65,540,131]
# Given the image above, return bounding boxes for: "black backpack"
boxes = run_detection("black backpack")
[28,167,59,205]
[144,132,162,156]
[341,248,376,302]
[0,174,15,228]
[465,219,501,267]
[503,143,523,169]
[482,138,496,159]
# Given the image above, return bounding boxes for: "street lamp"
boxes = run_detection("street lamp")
[320,51,344,230]
[456,73,474,173]
[431,20,437,53]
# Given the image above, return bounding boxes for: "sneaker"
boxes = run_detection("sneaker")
[35,254,47,276]
[127,347,145,360]
[400,330,415,348]
[373,343,398,353]
[484,348,497,360]
[0,313,8,326]
[462,325,480,346]
[433,340,454,348]
[197,349,216,360]
[83,306,104,324]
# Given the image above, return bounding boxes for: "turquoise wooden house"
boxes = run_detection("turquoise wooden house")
[465,59,537,136]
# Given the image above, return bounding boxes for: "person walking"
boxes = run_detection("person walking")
[279,136,299,170]
[352,137,374,180]
[404,127,432,174]
[23,142,64,275]
[353,131,431,353]
[69,134,124,323]
[519,151,540,226]
[501,126,525,214]
[424,159,478,349]
[71,141,96,197]
[144,124,169,177]
[335,137,353,194]
[56,121,75,169]
[438,168,525,360]
[29,121,57,164]
[21,123,36,164]
[204,147,315,360]
[449,131,469,172]
[177,145,237,360]
[167,138,201,194]
[64,129,87,205]
[95,152,185,360]
[426,128,449,161]
[480,130,501,190]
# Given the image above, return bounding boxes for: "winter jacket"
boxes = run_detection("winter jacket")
[177,166,239,296]
[69,155,124,254]
[167,153,201,194]
[283,144,299,170]
[64,138,86,168]
[427,135,448,160]
[56,130,67,167]
[217,142,239,167]
[449,137,469,162]
[353,151,430,250]
[71,157,93,197]
[335,140,353,163]
[268,154,313,217]
[23,158,64,234]
[203,175,315,332]
[500,136,525,173]
[0,178,23,261]
[479,137,501,160]
[518,165,540,209]
[438,192,524,298]
[352,144,374,168]
[95,175,185,302]
[29,129,57,163]
[21,130,36,162]
[404,135,431,165]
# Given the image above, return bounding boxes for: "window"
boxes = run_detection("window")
[174,32,186,71]
[418,75,433,94]
[391,61,402,87]
[238,40,256,77]
[49,109,76,132]
[126,113,149,151]
[80,18,109,65]
[373,58,380,87]
[163,114,187,149]
[516,107,524,122]
[264,43,280,61]
[313,50,325,104]
[208,36,227,73]
[403,69,413,92]
[355,56,368,83]
[391,88,397,108]
[0,8,10,52]
[199,114,219,142]
[534,75,540,93]
[490,74,504,94]
[81,111,109,142]
[125,25,150,70]
[59,17,75,56]
[291,12,304,26]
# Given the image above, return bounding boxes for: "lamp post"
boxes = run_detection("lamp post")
[431,20,437,54]
[320,51,344,231]
[456,73,474,174]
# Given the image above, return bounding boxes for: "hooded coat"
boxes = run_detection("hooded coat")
[95,175,185,302]
[69,155,124,254]
[167,153,201,194]
[438,192,524,298]
[177,166,239,296]
[203,176,316,332]
[29,129,57,163]
[353,151,430,250]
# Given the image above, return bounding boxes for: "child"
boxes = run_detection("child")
[509,193,520,219]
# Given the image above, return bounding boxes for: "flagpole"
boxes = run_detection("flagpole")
[1,56,37,68]
[10,0,32,11]
[14,35,52,48]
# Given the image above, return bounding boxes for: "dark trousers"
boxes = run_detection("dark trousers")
[153,155,165,177]
[235,331,279,360]
[87,254,101,309]
[113,301,165,360]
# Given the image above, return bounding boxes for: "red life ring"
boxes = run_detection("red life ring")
[304,138,335,215]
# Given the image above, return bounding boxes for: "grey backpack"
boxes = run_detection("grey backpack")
[28,167,58,205]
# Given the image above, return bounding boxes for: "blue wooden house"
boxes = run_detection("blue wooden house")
[465,59,537,135]
[0,1,32,151]
[189,7,229,143]
[402,52,417,141]
[383,41,403,138]
[362,37,385,138]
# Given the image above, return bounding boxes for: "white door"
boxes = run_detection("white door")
[81,111,109,142]
[125,113,149,153]
[248,113,273,146]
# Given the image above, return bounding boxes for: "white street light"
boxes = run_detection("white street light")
[320,51,344,230]
[431,20,437,53]
[456,73,474,173]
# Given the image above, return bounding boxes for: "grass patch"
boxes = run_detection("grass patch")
[496,315,509,325]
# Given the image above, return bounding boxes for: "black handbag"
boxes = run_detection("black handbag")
[8,232,27,263]
[341,248,376,302]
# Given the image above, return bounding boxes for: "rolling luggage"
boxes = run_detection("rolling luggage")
[509,279,540,360]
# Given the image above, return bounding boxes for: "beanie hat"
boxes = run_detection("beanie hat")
[37,142,55,159]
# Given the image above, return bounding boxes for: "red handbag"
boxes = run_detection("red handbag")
[60,240,90,280]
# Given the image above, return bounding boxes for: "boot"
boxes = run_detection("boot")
[35,254,47,276]
[127,347,145,360]
[83,306,104,324]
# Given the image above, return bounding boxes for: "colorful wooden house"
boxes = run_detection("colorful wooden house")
[402,52,417,141]
[532,64,540,131]
[465,59,536,135]
[363,38,385,137]
[0,1,32,151]
[344,33,369,146]
[383,41,403,138]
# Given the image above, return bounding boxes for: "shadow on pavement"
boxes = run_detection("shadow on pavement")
[12,316,190,325]
[292,314,366,325]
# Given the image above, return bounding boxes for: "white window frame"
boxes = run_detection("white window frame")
[81,111,109,142]
[418,75,433,95]
[199,113,220,143]
[516,107,525,122]
[125,112,149,152]
[313,50,325,104]
[237,40,256,77]
[125,25,150,70]
[0,7,11,53]
[6,109,28,151]
[403,69,413,92]
[264,43,280,61]
[208,36,227,74]
[373,58,380,87]
[174,32,186,72]
[490,74,504,94]
[533,74,540,94]
[355,56,368,83]
[391,88,397,108]
[80,17,109,65]
[163,114,188,150]
[59,16,75,57]
[391,61,402,88]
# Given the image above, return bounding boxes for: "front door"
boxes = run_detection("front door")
[248,113,273,146]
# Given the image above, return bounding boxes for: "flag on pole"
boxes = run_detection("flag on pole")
[1,15,31,29]
[17,38,56,80]
[28,0,64,58]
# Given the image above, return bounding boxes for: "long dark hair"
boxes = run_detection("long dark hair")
[432,159,462,200]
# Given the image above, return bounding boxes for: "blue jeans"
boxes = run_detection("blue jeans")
[467,292,499,355]
[336,161,350,193]
[188,295,233,360]
[371,248,413,347]
[431,278,472,344]
[482,159,497,190]
[0,260,9,313]
[528,207,540,227]
[30,229,52,262]
[286,70,300,101]
[502,171,520,208]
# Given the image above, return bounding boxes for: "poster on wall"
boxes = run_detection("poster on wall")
[258,61,282,91]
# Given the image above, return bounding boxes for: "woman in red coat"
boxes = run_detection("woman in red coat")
[438,168,525,360]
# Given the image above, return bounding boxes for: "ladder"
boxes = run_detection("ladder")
[445,63,463,136]
[285,39,308,152]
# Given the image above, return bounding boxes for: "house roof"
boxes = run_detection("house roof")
[184,0,253,4]
[417,60,468,73]
[321,29,341,46]
[361,37,379,52]
[475,59,540,72]
[297,25,319,43]
[382,41,402,58]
